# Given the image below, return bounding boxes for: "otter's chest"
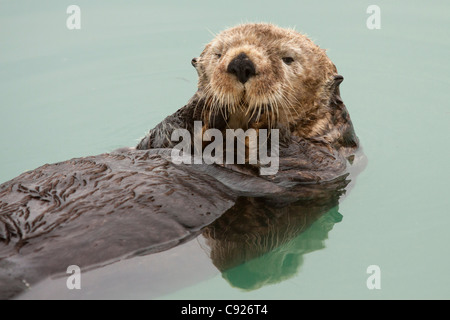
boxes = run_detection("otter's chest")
[227,111,252,130]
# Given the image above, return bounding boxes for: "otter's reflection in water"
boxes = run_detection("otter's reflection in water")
[202,178,348,290]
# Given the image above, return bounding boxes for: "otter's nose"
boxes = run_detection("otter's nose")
[227,52,256,84]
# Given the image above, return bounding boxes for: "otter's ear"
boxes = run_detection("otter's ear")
[332,75,344,95]
[191,57,198,68]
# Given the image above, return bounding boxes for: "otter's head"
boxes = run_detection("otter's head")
[191,23,339,131]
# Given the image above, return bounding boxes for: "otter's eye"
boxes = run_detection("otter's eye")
[282,57,294,65]
[215,53,222,59]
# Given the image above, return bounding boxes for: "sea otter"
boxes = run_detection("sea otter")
[0,23,363,299]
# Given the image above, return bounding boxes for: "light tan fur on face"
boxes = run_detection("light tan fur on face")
[193,23,339,138]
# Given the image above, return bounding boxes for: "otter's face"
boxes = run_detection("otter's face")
[191,23,337,129]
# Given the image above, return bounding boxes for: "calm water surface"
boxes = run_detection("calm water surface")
[0,0,449,299]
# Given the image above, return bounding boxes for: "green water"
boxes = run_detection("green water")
[1,0,449,299]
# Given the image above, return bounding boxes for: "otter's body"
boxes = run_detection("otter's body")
[0,23,363,299]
